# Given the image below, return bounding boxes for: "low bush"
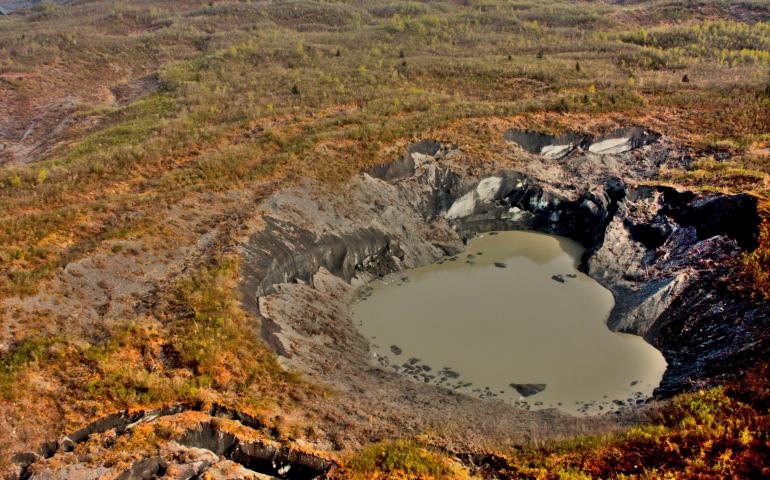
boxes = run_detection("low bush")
[342,440,466,480]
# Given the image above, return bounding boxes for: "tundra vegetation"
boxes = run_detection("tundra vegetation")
[0,0,769,477]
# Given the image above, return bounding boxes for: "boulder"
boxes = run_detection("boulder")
[509,383,546,397]
[675,193,760,249]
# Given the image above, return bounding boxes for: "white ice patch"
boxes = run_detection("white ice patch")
[445,176,502,220]
[504,206,531,222]
[476,176,502,203]
[581,199,599,215]
[588,137,632,155]
[540,144,573,160]
[529,194,550,210]
[445,191,476,219]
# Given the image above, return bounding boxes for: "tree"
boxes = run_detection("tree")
[575,62,581,72]
[682,74,690,83]
[291,84,300,96]
[399,49,405,58]
[335,48,341,57]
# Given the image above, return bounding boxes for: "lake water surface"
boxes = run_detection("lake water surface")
[353,231,667,415]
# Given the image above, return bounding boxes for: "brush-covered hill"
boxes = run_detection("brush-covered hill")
[0,1,769,478]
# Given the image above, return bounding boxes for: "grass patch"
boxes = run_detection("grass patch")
[342,440,467,480]
[743,218,770,298]
[1,0,768,297]
[0,256,298,418]
[80,256,290,408]
[0,336,64,400]
[167,256,284,392]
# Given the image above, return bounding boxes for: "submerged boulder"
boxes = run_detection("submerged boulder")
[510,383,547,397]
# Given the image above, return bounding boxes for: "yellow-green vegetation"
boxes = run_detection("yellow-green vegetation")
[80,257,290,407]
[2,255,296,404]
[0,256,307,464]
[479,364,770,479]
[1,0,769,298]
[340,439,469,480]
[743,219,770,296]
[0,0,769,476]
[0,335,63,400]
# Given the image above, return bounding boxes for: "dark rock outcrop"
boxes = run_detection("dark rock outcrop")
[240,217,398,298]
[666,193,760,249]
[648,267,770,397]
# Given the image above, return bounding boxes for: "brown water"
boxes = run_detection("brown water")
[353,231,667,415]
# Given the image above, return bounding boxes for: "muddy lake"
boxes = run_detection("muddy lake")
[353,231,667,415]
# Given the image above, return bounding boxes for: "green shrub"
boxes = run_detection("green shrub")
[345,440,460,479]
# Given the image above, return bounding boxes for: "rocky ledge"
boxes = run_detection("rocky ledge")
[8,403,336,480]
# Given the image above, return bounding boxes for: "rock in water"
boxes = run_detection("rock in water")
[390,345,402,355]
[551,274,565,283]
[494,262,507,268]
[510,383,547,397]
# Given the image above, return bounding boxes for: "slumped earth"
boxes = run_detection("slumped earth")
[355,231,667,415]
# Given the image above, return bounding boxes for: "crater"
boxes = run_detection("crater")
[354,231,667,415]
[238,131,764,445]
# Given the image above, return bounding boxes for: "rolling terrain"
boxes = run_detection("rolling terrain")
[0,1,769,478]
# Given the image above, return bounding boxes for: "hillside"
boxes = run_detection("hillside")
[0,1,769,478]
